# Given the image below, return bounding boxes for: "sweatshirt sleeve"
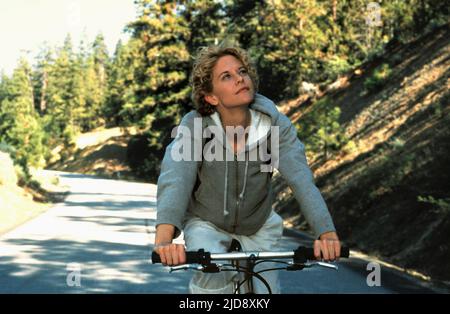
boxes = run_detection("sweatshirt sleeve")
[275,113,336,238]
[156,111,201,238]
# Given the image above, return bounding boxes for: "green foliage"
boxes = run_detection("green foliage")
[123,0,193,179]
[33,33,110,150]
[342,140,357,155]
[323,56,352,83]
[2,0,447,181]
[78,34,110,131]
[430,92,448,119]
[383,0,449,43]
[297,97,348,160]
[388,137,406,150]
[183,0,224,52]
[367,152,416,200]
[0,59,47,170]
[417,196,450,215]
[364,63,392,93]
[126,132,157,181]
[104,40,137,126]
[14,163,29,186]
[227,0,330,101]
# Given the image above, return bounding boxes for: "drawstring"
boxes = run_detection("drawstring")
[239,150,249,200]
[224,161,229,216]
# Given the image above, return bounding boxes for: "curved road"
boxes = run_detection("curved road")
[0,171,438,293]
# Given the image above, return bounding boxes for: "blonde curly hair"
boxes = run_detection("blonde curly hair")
[190,45,259,116]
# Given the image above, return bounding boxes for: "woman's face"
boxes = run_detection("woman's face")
[205,55,255,109]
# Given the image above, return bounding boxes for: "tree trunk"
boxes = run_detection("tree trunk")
[332,0,337,22]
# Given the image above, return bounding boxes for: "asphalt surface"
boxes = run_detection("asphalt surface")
[0,170,439,293]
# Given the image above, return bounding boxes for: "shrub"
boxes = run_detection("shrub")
[364,63,393,93]
[418,196,450,215]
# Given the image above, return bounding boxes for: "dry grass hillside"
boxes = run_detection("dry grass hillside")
[274,24,450,285]
[0,152,67,235]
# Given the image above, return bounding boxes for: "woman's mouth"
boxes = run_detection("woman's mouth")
[236,87,250,94]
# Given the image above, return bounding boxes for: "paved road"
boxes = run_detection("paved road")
[0,171,437,293]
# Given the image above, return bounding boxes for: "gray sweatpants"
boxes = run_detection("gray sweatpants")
[183,211,284,294]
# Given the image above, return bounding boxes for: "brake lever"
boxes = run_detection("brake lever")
[169,263,223,273]
[169,264,203,273]
[304,261,339,271]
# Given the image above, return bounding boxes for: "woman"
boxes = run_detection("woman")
[154,45,341,293]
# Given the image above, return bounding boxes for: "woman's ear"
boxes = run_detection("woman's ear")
[204,94,218,106]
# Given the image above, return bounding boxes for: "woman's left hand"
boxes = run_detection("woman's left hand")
[314,231,341,261]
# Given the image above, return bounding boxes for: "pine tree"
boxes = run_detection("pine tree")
[92,33,110,89]
[88,33,110,128]
[226,0,328,101]
[0,59,46,169]
[184,0,225,53]
[0,71,8,104]
[32,44,54,115]
[125,0,192,180]
[78,33,110,131]
[71,36,89,132]
[43,34,80,148]
[297,97,347,161]
[104,40,132,126]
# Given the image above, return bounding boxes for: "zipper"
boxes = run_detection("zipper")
[233,154,240,233]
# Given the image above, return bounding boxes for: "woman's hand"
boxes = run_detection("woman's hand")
[314,231,341,261]
[154,224,186,266]
[154,242,186,266]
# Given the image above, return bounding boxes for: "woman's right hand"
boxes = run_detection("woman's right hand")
[154,242,186,266]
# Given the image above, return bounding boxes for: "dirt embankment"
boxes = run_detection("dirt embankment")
[274,24,450,285]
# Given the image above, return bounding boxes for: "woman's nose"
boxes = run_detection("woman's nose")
[235,73,244,84]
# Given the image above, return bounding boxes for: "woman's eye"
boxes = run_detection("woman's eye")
[239,69,248,75]
[222,74,231,80]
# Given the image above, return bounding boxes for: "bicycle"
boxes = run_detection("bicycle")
[152,241,350,294]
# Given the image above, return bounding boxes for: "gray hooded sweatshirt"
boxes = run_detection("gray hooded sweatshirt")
[156,93,336,239]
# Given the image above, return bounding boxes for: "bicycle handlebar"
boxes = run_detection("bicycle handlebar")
[151,246,350,264]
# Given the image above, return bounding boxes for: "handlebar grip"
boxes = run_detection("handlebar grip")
[295,246,350,262]
[152,249,211,264]
[341,247,350,258]
[151,251,161,264]
[307,247,349,258]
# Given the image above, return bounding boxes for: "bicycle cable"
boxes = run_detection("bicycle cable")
[220,268,272,294]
